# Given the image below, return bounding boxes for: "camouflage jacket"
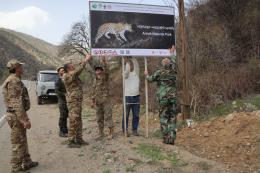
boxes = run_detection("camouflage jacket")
[147,56,177,105]
[2,74,30,121]
[91,63,110,104]
[63,61,87,103]
[55,77,66,101]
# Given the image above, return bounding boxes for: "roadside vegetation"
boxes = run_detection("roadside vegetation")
[135,144,187,167]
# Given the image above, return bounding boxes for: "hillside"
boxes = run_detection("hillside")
[0,28,63,81]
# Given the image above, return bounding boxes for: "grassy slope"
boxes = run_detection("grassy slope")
[0,32,56,81]
[194,95,260,122]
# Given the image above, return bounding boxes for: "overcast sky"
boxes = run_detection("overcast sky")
[0,0,179,45]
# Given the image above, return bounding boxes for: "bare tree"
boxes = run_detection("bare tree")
[59,18,98,81]
[59,19,90,57]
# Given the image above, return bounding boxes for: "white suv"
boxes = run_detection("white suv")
[36,70,59,104]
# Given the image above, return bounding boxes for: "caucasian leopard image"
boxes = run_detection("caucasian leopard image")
[95,23,133,44]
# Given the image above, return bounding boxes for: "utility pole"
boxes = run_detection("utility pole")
[178,0,190,120]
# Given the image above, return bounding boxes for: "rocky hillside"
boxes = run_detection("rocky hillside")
[0,28,63,81]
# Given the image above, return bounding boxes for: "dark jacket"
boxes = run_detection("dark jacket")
[55,77,67,102]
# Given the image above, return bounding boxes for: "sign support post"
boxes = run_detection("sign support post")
[178,0,190,120]
[144,57,149,138]
[122,58,127,137]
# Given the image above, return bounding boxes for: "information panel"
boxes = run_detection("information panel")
[89,1,175,56]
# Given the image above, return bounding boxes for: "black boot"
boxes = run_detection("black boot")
[163,135,175,145]
[76,139,89,146]
[67,140,81,148]
[59,131,68,137]
[23,161,39,170]
[132,130,139,136]
[122,130,130,137]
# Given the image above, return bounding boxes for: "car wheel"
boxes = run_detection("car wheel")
[37,96,43,105]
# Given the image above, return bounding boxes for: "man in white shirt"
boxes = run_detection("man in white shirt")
[123,57,140,136]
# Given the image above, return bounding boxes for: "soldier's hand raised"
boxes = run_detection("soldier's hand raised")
[169,45,175,54]
[100,57,107,64]
[85,53,92,62]
[144,70,149,76]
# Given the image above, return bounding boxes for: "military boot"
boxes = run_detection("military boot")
[67,140,81,148]
[122,130,130,137]
[163,135,175,145]
[59,131,68,138]
[108,127,115,139]
[132,130,139,136]
[95,127,105,141]
[76,139,89,146]
[11,166,27,173]
[23,161,38,170]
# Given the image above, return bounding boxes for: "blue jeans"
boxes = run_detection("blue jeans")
[122,95,140,131]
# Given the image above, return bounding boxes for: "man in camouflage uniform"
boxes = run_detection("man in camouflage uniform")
[91,58,114,139]
[55,67,68,137]
[2,59,38,172]
[144,46,177,145]
[63,54,92,148]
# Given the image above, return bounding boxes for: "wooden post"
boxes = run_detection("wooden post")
[122,58,127,137]
[178,0,190,120]
[144,57,149,138]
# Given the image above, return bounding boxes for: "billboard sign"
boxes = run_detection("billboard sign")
[89,1,175,57]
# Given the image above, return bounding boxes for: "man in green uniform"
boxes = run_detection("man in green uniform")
[144,46,177,145]
[55,67,68,137]
[2,59,38,172]
[91,58,114,139]
[63,54,91,148]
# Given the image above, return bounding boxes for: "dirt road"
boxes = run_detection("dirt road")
[0,82,232,173]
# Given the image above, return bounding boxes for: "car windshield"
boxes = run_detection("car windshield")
[39,73,58,82]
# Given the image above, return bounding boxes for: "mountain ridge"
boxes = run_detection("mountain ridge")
[0,28,63,82]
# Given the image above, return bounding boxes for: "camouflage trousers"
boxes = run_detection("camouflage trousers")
[5,113,32,170]
[159,101,177,144]
[96,100,114,129]
[58,97,68,133]
[67,100,83,142]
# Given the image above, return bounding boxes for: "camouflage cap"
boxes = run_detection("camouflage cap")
[6,59,24,70]
[162,58,171,64]
[56,66,64,72]
[162,57,176,65]
[94,64,104,71]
